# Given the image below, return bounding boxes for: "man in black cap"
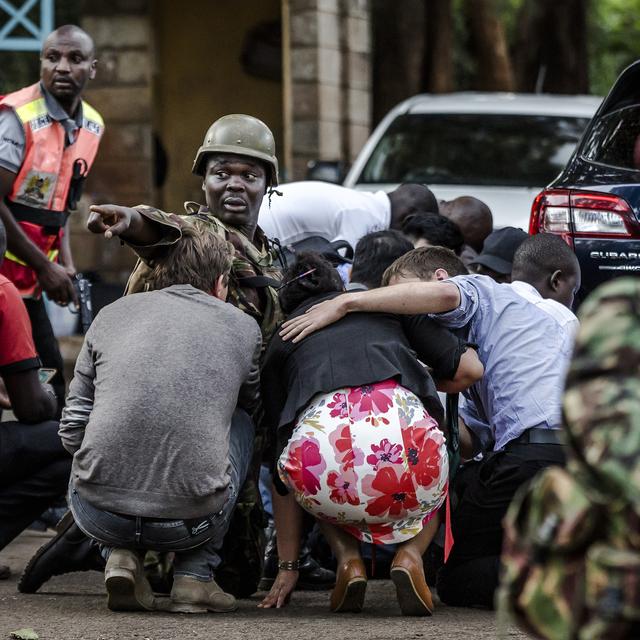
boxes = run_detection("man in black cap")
[469,227,528,283]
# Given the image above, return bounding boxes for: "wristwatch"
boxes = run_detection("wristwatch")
[278,559,300,571]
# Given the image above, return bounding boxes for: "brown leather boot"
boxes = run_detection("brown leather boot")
[330,558,367,613]
[390,547,434,616]
[104,549,155,612]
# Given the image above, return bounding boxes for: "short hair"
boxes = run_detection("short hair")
[147,219,234,293]
[278,252,344,315]
[401,212,465,255]
[512,234,579,281]
[350,230,414,289]
[382,246,468,285]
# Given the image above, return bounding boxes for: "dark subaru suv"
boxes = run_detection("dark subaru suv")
[529,61,640,301]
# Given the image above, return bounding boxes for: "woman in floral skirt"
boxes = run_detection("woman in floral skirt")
[258,253,482,615]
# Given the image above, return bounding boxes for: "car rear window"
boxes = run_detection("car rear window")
[581,105,640,172]
[357,113,590,187]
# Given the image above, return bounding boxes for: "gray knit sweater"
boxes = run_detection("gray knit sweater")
[59,284,261,519]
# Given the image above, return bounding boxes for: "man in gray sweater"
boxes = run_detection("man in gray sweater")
[59,220,262,614]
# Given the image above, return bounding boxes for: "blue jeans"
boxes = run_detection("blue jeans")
[70,408,254,581]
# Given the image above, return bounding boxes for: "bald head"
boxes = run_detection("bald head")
[40,25,96,114]
[387,183,438,229]
[42,25,95,57]
[440,196,493,253]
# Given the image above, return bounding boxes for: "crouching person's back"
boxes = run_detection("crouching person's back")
[59,220,262,614]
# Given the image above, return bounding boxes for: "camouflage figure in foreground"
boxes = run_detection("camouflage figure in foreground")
[498,277,640,640]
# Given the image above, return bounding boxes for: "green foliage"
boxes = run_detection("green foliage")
[588,0,640,96]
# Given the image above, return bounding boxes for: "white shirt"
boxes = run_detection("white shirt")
[258,181,391,250]
[510,280,580,342]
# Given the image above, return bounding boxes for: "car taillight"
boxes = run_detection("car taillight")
[530,189,634,238]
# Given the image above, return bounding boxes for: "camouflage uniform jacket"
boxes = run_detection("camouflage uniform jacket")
[498,278,640,640]
[124,202,283,349]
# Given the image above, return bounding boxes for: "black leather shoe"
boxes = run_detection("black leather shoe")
[18,511,105,593]
[259,527,336,592]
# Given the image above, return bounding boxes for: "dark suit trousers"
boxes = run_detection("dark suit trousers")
[437,440,566,609]
[0,420,71,551]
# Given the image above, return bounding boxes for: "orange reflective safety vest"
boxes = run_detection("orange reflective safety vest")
[0,83,104,296]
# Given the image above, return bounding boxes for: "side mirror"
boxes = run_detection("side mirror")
[305,160,349,184]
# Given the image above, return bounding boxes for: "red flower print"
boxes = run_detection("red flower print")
[327,467,360,506]
[347,379,397,421]
[361,465,418,518]
[401,426,444,488]
[329,424,364,468]
[366,438,403,469]
[327,392,348,419]
[283,437,327,496]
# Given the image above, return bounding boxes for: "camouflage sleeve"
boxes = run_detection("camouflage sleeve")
[125,205,190,262]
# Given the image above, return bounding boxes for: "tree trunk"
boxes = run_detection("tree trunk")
[424,0,454,93]
[464,0,514,91]
[371,0,427,124]
[513,0,589,94]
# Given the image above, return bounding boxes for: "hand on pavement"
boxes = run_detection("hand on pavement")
[257,570,298,609]
[279,297,349,343]
[88,204,136,239]
[37,261,78,306]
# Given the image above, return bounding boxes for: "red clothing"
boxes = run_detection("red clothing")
[0,274,39,373]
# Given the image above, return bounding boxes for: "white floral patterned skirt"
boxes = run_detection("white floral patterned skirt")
[278,379,449,545]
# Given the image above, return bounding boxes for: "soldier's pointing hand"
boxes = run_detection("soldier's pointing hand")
[88,204,137,239]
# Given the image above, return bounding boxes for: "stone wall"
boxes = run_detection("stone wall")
[287,0,372,179]
[72,0,154,283]
[71,0,373,282]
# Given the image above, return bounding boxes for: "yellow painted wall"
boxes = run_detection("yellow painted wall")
[153,0,283,212]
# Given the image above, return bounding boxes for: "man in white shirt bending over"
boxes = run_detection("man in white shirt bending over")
[258,181,438,251]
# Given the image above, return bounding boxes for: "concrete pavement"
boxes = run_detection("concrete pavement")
[0,531,528,640]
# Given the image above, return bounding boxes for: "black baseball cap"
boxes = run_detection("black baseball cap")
[469,227,529,274]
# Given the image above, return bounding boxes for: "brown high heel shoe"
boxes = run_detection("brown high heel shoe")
[390,548,434,616]
[329,558,367,613]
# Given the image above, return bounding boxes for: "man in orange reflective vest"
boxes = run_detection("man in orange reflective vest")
[0,25,103,409]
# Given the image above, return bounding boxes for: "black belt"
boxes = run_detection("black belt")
[6,198,68,230]
[514,427,564,446]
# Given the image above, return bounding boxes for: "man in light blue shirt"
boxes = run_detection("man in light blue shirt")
[435,269,578,452]
[279,234,581,610]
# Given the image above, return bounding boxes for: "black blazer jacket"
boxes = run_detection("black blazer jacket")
[261,291,469,458]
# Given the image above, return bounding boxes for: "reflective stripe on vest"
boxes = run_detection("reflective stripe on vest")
[0,83,104,296]
[4,248,58,267]
[1,83,104,214]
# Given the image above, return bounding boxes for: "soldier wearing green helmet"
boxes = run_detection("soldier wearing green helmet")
[18,114,285,601]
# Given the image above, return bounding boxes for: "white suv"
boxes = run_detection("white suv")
[343,92,602,229]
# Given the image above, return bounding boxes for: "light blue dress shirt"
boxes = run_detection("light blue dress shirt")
[433,275,578,451]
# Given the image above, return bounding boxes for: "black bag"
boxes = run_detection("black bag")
[273,235,354,269]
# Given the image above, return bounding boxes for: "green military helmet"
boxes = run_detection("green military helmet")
[192,114,279,186]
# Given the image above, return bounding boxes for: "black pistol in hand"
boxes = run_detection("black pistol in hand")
[73,273,93,333]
